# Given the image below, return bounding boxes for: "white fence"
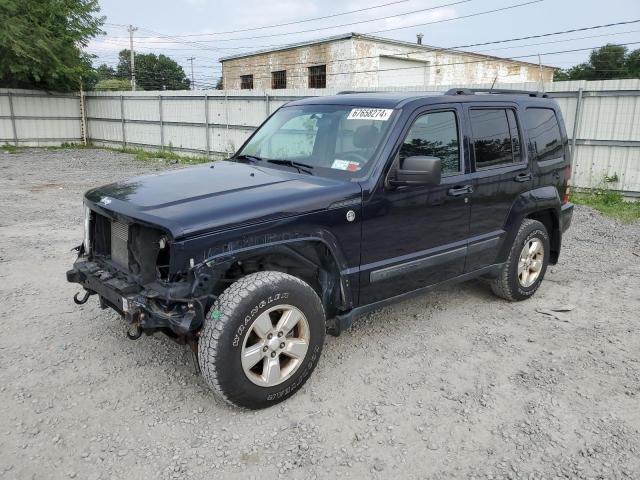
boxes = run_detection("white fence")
[1,80,640,196]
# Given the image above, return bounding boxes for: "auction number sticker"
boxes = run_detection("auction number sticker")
[347,108,393,121]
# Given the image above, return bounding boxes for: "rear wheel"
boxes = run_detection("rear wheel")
[490,219,550,301]
[198,271,325,409]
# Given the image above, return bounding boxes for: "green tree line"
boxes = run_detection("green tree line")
[554,44,640,81]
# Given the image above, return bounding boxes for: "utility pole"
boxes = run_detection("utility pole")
[128,25,138,91]
[187,57,196,90]
[538,53,544,92]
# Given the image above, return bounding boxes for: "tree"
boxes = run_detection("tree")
[96,64,116,81]
[216,77,224,90]
[0,0,104,91]
[115,50,190,90]
[554,44,640,81]
[627,49,640,78]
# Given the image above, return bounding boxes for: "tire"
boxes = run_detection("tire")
[490,219,550,301]
[198,271,325,409]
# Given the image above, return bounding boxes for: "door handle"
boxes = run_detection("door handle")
[447,185,474,196]
[514,172,532,182]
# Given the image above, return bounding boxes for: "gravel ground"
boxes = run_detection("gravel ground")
[1,148,639,480]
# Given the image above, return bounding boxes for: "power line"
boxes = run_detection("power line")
[92,23,640,72]
[452,18,640,49]
[113,0,473,42]
[474,28,640,53]
[126,0,411,37]
[104,0,534,45]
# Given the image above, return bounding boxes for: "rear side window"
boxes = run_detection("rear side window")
[470,108,522,169]
[525,108,563,162]
[399,110,460,175]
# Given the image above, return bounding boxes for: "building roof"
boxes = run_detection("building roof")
[219,32,556,69]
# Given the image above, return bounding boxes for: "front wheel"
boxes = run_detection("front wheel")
[490,219,550,301]
[198,271,325,409]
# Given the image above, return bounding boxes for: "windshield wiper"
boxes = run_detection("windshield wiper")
[266,159,314,175]
[233,154,263,163]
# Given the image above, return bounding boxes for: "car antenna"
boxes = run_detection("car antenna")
[489,75,498,93]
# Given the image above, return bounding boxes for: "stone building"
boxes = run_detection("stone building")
[219,33,555,90]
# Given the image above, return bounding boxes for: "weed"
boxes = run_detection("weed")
[571,189,640,223]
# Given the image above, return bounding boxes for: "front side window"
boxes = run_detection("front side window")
[308,65,326,88]
[237,105,397,179]
[399,111,460,175]
[240,74,253,90]
[525,108,563,162]
[470,108,522,169]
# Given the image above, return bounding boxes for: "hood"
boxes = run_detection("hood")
[85,161,361,239]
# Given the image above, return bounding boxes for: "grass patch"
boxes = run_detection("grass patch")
[110,147,213,165]
[2,143,21,153]
[47,142,215,164]
[572,190,640,223]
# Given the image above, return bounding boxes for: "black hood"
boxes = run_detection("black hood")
[85,161,361,239]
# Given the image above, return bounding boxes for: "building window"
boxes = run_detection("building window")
[507,65,521,76]
[308,65,326,88]
[271,70,286,89]
[240,74,253,90]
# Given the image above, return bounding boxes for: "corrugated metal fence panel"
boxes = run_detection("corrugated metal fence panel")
[124,97,158,122]
[163,97,206,123]
[573,145,639,193]
[1,88,81,145]
[86,96,120,119]
[88,119,121,143]
[4,82,640,194]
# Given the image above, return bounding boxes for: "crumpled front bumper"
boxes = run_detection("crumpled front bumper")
[67,258,205,337]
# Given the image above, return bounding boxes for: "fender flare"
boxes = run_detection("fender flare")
[193,231,356,310]
[497,187,562,264]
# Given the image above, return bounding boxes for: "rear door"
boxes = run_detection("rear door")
[465,103,532,272]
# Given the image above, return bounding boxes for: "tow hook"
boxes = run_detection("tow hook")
[126,323,143,340]
[73,290,92,305]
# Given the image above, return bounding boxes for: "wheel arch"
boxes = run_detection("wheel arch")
[498,187,563,265]
[199,236,355,321]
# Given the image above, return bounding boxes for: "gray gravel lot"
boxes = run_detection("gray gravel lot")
[1,148,639,480]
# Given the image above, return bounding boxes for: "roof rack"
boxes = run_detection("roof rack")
[336,90,378,95]
[445,88,548,98]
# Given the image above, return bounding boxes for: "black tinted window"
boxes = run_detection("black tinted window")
[399,111,460,175]
[470,109,521,168]
[525,108,563,162]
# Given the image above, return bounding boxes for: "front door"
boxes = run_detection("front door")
[359,105,472,305]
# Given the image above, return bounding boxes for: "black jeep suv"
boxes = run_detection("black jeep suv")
[68,89,574,409]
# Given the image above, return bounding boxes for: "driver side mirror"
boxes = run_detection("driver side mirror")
[389,156,441,187]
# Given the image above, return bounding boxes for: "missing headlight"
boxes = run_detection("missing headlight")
[156,236,171,281]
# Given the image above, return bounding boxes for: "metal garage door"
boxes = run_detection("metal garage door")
[378,56,429,87]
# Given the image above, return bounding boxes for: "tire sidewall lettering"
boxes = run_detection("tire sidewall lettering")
[266,344,320,401]
[231,291,290,348]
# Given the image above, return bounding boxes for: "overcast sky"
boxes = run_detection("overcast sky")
[88,0,640,88]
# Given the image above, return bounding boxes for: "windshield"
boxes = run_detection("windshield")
[236,104,397,179]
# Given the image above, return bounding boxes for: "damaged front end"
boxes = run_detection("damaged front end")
[67,205,219,340]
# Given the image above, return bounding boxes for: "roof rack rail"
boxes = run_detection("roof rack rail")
[336,90,377,95]
[445,88,548,98]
